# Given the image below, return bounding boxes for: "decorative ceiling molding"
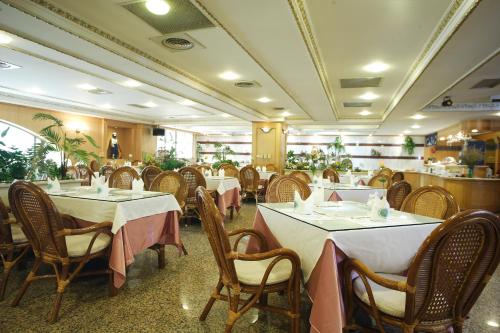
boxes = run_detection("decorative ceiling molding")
[287,0,338,119]
[192,0,313,121]
[0,0,269,120]
[382,0,482,121]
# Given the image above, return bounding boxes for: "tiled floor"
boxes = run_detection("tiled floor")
[0,202,498,332]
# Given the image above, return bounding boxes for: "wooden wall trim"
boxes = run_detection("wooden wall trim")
[287,142,425,147]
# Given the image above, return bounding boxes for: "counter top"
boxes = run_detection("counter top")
[403,171,500,182]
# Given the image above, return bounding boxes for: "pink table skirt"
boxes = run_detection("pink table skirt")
[217,188,241,217]
[247,210,345,333]
[78,211,182,288]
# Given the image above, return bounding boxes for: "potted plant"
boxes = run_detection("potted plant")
[158,147,186,170]
[33,113,100,179]
[402,136,416,155]
[460,147,483,178]
[328,137,345,163]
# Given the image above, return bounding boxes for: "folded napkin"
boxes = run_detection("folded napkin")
[312,184,324,204]
[93,172,100,179]
[94,177,109,196]
[366,192,380,209]
[124,161,132,167]
[262,166,267,172]
[368,195,390,220]
[46,177,61,192]
[256,166,262,172]
[204,170,211,177]
[132,178,145,193]
[322,177,331,184]
[312,175,320,185]
[367,170,374,177]
[218,169,225,177]
[294,190,314,215]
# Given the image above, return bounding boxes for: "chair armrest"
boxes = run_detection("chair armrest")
[229,247,300,264]
[56,221,113,237]
[61,214,79,229]
[227,228,268,252]
[344,258,407,292]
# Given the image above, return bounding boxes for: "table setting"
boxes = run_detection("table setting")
[204,174,241,218]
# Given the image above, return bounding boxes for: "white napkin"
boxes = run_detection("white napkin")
[93,172,100,179]
[369,195,390,220]
[132,178,145,193]
[367,170,374,177]
[96,180,109,197]
[294,190,314,215]
[312,175,320,185]
[219,169,225,177]
[262,166,267,172]
[346,170,352,176]
[204,170,211,177]
[322,177,331,184]
[366,192,380,209]
[124,161,132,166]
[46,178,61,193]
[312,184,324,204]
[256,166,262,172]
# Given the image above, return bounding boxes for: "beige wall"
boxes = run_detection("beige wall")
[0,102,156,161]
[252,122,287,171]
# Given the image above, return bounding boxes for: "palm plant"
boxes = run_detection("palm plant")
[328,137,346,162]
[33,113,99,178]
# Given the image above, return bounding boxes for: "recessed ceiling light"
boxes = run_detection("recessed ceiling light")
[222,114,231,118]
[178,99,196,106]
[27,87,44,94]
[359,92,379,100]
[281,111,291,117]
[121,79,141,87]
[411,124,421,129]
[219,71,240,80]
[0,33,12,45]
[182,304,189,310]
[190,115,201,118]
[471,128,478,133]
[487,321,499,328]
[77,83,96,91]
[411,113,426,120]
[359,110,372,116]
[369,133,373,137]
[363,61,390,73]
[257,97,271,103]
[403,129,411,134]
[144,101,157,108]
[101,103,112,109]
[145,0,170,15]
[439,136,446,141]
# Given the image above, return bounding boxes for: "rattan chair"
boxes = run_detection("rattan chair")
[386,181,412,211]
[108,166,140,190]
[66,166,79,179]
[77,165,95,186]
[265,163,278,172]
[100,165,115,181]
[289,170,312,184]
[218,164,239,178]
[0,198,30,301]
[391,171,404,183]
[89,160,100,173]
[8,181,113,323]
[368,173,392,189]
[435,187,460,219]
[141,165,162,191]
[266,175,311,203]
[196,164,213,176]
[239,165,261,204]
[343,209,500,333]
[377,167,393,178]
[269,173,280,185]
[196,186,302,333]
[323,168,340,183]
[400,185,455,219]
[179,167,207,219]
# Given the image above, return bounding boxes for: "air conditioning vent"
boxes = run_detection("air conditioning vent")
[162,37,194,50]
[87,88,112,95]
[470,78,500,89]
[128,103,149,109]
[343,102,372,108]
[0,60,21,70]
[340,77,382,88]
[273,107,286,111]
[234,80,261,88]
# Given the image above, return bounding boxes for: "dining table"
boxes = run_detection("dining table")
[247,201,442,333]
[312,183,386,203]
[204,176,241,218]
[47,187,183,288]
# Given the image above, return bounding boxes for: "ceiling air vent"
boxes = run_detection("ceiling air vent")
[162,37,194,50]
[87,88,112,95]
[234,80,261,88]
[273,107,286,111]
[0,60,21,70]
[340,77,382,88]
[470,78,500,89]
[128,103,149,109]
[343,102,372,108]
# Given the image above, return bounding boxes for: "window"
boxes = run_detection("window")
[156,129,193,159]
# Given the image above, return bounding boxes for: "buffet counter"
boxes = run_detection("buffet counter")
[403,171,500,212]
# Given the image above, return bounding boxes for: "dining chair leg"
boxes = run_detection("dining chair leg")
[200,279,223,321]
[11,257,42,306]
[453,321,464,333]
[229,206,234,220]
[0,261,13,301]
[157,244,166,269]
[48,264,69,324]
[225,291,240,333]
[181,243,188,256]
[108,270,118,297]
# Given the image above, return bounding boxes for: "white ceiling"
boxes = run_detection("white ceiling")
[0,0,499,135]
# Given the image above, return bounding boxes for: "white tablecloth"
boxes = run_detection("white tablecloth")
[339,175,371,185]
[322,184,385,203]
[258,171,276,180]
[50,191,181,233]
[205,176,240,195]
[257,203,441,281]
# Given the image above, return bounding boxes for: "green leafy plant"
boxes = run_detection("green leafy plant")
[402,136,416,155]
[25,141,59,180]
[328,137,346,162]
[213,143,235,162]
[158,147,186,170]
[0,127,28,182]
[33,113,99,178]
[460,147,483,169]
[371,148,381,157]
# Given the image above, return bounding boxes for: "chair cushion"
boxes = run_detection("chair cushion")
[234,257,292,286]
[11,223,28,243]
[65,232,111,257]
[353,273,406,318]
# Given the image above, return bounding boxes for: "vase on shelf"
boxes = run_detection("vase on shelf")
[467,167,474,178]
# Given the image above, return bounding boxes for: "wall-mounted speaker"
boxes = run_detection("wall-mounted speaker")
[152,128,165,136]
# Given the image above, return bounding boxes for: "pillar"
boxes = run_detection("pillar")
[252,122,288,173]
